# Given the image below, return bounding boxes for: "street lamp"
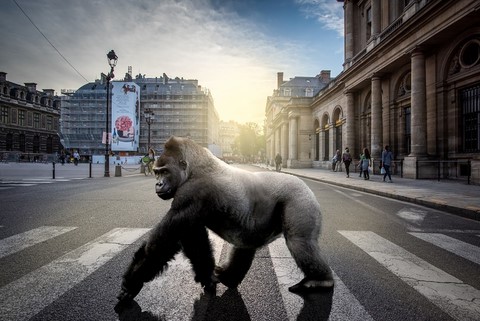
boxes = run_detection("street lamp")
[104,49,118,177]
[144,108,155,151]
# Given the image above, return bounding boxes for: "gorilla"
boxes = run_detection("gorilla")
[117,136,333,303]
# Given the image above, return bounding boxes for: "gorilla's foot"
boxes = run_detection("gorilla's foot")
[288,277,334,293]
[116,281,144,303]
[213,266,241,289]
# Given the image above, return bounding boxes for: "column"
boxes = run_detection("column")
[371,76,383,158]
[410,49,427,156]
[345,91,356,157]
[288,113,298,160]
[274,127,280,158]
[281,122,288,166]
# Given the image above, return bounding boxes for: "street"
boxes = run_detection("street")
[0,163,479,321]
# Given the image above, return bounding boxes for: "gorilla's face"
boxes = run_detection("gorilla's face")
[154,157,188,200]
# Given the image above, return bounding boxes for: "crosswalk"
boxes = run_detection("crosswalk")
[0,226,479,321]
[0,177,85,190]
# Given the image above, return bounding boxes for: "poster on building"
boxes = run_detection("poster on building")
[111,81,140,151]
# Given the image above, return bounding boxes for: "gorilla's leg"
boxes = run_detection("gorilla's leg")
[181,227,216,294]
[214,247,256,289]
[117,224,182,303]
[284,236,334,293]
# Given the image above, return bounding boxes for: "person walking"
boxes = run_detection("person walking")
[381,145,394,183]
[342,147,352,178]
[275,153,282,172]
[334,149,342,172]
[360,148,371,180]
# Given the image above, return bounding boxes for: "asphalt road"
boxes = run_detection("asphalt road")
[0,164,479,321]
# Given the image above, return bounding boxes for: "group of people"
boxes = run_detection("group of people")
[333,145,394,182]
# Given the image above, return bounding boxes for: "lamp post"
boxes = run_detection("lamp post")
[144,108,155,151]
[104,50,118,177]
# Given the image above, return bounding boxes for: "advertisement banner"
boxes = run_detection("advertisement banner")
[111,81,140,151]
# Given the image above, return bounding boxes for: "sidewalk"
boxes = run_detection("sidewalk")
[256,164,480,221]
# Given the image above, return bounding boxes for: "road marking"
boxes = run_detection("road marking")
[409,232,480,265]
[0,226,77,259]
[339,231,480,321]
[268,237,374,321]
[0,227,150,321]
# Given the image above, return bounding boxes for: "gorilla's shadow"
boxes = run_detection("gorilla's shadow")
[114,300,165,321]
[192,288,250,321]
[296,288,334,321]
[114,288,333,321]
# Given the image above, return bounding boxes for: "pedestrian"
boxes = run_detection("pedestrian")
[73,150,80,166]
[275,153,282,172]
[381,145,394,183]
[342,147,352,178]
[360,148,371,180]
[334,150,341,172]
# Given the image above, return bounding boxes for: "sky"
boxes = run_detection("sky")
[0,0,344,125]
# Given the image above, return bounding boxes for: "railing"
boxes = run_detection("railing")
[415,160,471,184]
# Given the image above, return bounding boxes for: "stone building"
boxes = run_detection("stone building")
[0,72,61,161]
[266,0,480,184]
[60,72,219,157]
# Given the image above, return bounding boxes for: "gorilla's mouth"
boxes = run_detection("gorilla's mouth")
[156,189,173,200]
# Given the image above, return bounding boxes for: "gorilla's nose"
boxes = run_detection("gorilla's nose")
[155,182,163,194]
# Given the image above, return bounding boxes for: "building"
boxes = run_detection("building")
[219,120,240,160]
[60,71,219,157]
[266,0,480,184]
[265,71,332,168]
[0,72,61,162]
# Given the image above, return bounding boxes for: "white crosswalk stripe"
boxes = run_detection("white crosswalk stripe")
[268,237,374,321]
[0,227,150,321]
[339,230,480,321]
[0,226,77,259]
[0,178,84,189]
[409,232,480,265]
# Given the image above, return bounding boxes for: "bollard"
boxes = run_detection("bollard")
[115,164,122,177]
[52,161,55,179]
[89,160,92,178]
[140,163,145,174]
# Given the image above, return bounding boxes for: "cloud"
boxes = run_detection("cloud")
[295,0,344,37]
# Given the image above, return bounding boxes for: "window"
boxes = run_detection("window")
[366,6,372,40]
[46,116,53,130]
[305,88,313,97]
[461,85,480,152]
[33,135,40,153]
[18,110,26,126]
[19,134,26,152]
[1,107,8,123]
[34,113,40,128]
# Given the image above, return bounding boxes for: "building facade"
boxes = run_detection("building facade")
[266,0,480,184]
[60,72,219,157]
[0,72,61,161]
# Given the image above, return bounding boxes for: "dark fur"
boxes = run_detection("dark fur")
[117,136,333,303]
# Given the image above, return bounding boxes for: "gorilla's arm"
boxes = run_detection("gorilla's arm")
[118,207,215,302]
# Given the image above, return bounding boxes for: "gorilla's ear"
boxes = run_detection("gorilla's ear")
[179,159,187,170]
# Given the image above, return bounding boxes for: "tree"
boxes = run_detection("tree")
[235,122,265,163]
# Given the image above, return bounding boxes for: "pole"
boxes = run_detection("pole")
[147,119,151,150]
[104,74,111,177]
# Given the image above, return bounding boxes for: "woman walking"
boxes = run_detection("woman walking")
[381,145,394,183]
[360,148,371,180]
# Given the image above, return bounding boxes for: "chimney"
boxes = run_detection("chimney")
[25,82,37,93]
[43,89,55,97]
[0,72,6,82]
[163,73,168,85]
[318,70,331,83]
[277,72,284,89]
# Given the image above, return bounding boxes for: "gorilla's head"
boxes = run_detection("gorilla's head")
[154,137,191,200]
[154,136,225,199]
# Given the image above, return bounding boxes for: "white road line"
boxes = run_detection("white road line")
[0,226,77,259]
[339,231,480,321]
[0,227,150,321]
[268,237,374,321]
[134,230,225,321]
[409,232,480,265]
